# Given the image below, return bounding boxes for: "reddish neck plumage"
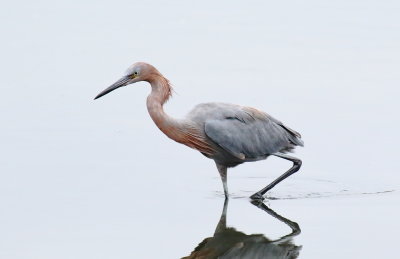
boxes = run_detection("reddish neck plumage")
[146,74,181,141]
[145,73,214,155]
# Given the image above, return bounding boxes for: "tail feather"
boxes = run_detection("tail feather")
[279,124,304,147]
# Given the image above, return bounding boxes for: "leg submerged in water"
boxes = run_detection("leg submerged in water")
[216,163,229,198]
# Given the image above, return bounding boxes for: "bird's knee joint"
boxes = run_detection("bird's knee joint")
[293,159,302,167]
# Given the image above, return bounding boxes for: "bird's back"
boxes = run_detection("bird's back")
[186,103,303,166]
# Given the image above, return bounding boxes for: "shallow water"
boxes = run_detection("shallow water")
[1,0,400,258]
[1,172,398,258]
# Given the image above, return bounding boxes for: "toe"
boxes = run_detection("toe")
[250,192,265,201]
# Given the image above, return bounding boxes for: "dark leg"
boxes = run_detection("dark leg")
[215,163,229,198]
[250,152,302,201]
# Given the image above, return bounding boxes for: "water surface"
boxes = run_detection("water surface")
[0,0,399,258]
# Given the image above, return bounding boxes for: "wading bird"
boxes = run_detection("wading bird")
[94,62,303,201]
[183,199,301,258]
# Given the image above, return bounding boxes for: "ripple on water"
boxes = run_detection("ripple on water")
[209,177,396,200]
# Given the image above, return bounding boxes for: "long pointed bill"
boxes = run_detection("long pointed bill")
[94,76,131,100]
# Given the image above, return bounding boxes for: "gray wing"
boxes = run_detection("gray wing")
[204,106,303,160]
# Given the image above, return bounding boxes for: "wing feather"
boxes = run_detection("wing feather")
[204,108,303,160]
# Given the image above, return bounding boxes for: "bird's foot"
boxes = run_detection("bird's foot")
[250,192,265,201]
[224,191,230,199]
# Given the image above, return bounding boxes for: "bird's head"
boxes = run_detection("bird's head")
[94,62,160,100]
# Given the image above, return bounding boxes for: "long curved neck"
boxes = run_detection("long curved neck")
[146,74,182,141]
[145,73,214,156]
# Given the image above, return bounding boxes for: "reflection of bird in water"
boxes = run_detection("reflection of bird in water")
[182,200,301,259]
[95,62,304,200]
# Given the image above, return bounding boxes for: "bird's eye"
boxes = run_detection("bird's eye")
[130,71,138,78]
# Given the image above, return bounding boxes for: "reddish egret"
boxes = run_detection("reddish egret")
[183,199,301,258]
[94,62,304,201]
